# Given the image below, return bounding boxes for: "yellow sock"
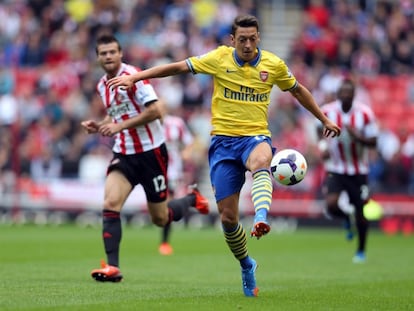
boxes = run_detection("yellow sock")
[251,169,272,214]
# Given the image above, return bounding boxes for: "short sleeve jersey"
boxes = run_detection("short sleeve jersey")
[320,100,378,175]
[96,63,165,154]
[186,46,297,136]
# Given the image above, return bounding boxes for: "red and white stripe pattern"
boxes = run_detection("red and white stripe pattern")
[97,63,164,154]
[163,115,194,181]
[321,100,378,175]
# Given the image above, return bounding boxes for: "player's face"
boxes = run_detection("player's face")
[338,84,355,111]
[231,27,260,62]
[97,42,123,77]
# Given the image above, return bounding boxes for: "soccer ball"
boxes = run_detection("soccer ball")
[270,149,307,186]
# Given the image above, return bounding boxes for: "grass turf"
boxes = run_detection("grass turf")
[0,223,413,311]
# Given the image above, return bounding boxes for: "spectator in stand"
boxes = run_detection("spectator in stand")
[393,39,414,74]
[30,145,62,182]
[380,125,412,193]
[318,78,378,263]
[19,30,47,67]
[305,0,330,29]
[336,38,354,71]
[376,122,401,165]
[377,41,393,74]
[401,131,414,194]
[381,149,411,193]
[351,42,381,76]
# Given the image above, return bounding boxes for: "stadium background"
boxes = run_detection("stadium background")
[0,0,412,234]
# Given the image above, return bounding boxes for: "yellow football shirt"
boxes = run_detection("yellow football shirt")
[186,46,297,136]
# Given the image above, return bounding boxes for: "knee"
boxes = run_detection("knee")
[151,214,168,227]
[326,196,339,211]
[103,198,121,212]
[151,207,169,227]
[220,212,238,229]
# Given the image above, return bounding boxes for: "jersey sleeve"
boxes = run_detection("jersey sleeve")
[273,58,297,91]
[186,47,223,75]
[363,107,379,138]
[135,81,158,105]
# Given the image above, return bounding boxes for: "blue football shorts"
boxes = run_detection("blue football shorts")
[209,135,274,202]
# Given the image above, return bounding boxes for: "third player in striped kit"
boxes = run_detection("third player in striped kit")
[318,78,378,263]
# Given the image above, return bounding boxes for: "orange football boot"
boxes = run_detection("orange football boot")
[189,184,209,215]
[158,242,174,256]
[91,260,123,282]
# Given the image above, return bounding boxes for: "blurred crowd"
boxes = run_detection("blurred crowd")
[0,0,257,196]
[0,0,413,199]
[269,0,414,195]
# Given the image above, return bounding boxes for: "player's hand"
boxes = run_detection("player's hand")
[98,123,122,137]
[322,120,341,138]
[81,120,99,134]
[107,75,135,90]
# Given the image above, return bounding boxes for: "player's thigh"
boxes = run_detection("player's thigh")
[347,175,369,207]
[104,170,133,211]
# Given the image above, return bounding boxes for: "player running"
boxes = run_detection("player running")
[318,78,378,263]
[82,34,209,282]
[107,15,340,296]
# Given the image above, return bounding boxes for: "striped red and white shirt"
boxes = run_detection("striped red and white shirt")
[96,63,164,154]
[163,115,194,182]
[320,100,378,175]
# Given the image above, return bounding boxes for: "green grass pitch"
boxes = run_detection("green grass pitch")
[1,223,413,311]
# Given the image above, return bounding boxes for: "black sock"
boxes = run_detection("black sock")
[355,210,369,252]
[167,195,192,222]
[102,209,121,267]
[162,223,171,243]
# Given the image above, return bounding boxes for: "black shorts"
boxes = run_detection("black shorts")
[324,173,370,209]
[107,143,169,203]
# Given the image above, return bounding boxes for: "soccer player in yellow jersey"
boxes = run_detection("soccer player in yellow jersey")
[108,14,341,297]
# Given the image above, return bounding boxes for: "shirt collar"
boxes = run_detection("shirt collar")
[104,63,124,81]
[233,48,261,67]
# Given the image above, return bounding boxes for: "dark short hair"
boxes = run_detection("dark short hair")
[341,78,355,89]
[95,34,121,54]
[231,15,259,35]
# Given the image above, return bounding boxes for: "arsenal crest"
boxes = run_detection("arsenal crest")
[260,71,268,82]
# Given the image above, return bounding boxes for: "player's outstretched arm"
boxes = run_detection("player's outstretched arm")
[107,61,190,89]
[290,83,341,138]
